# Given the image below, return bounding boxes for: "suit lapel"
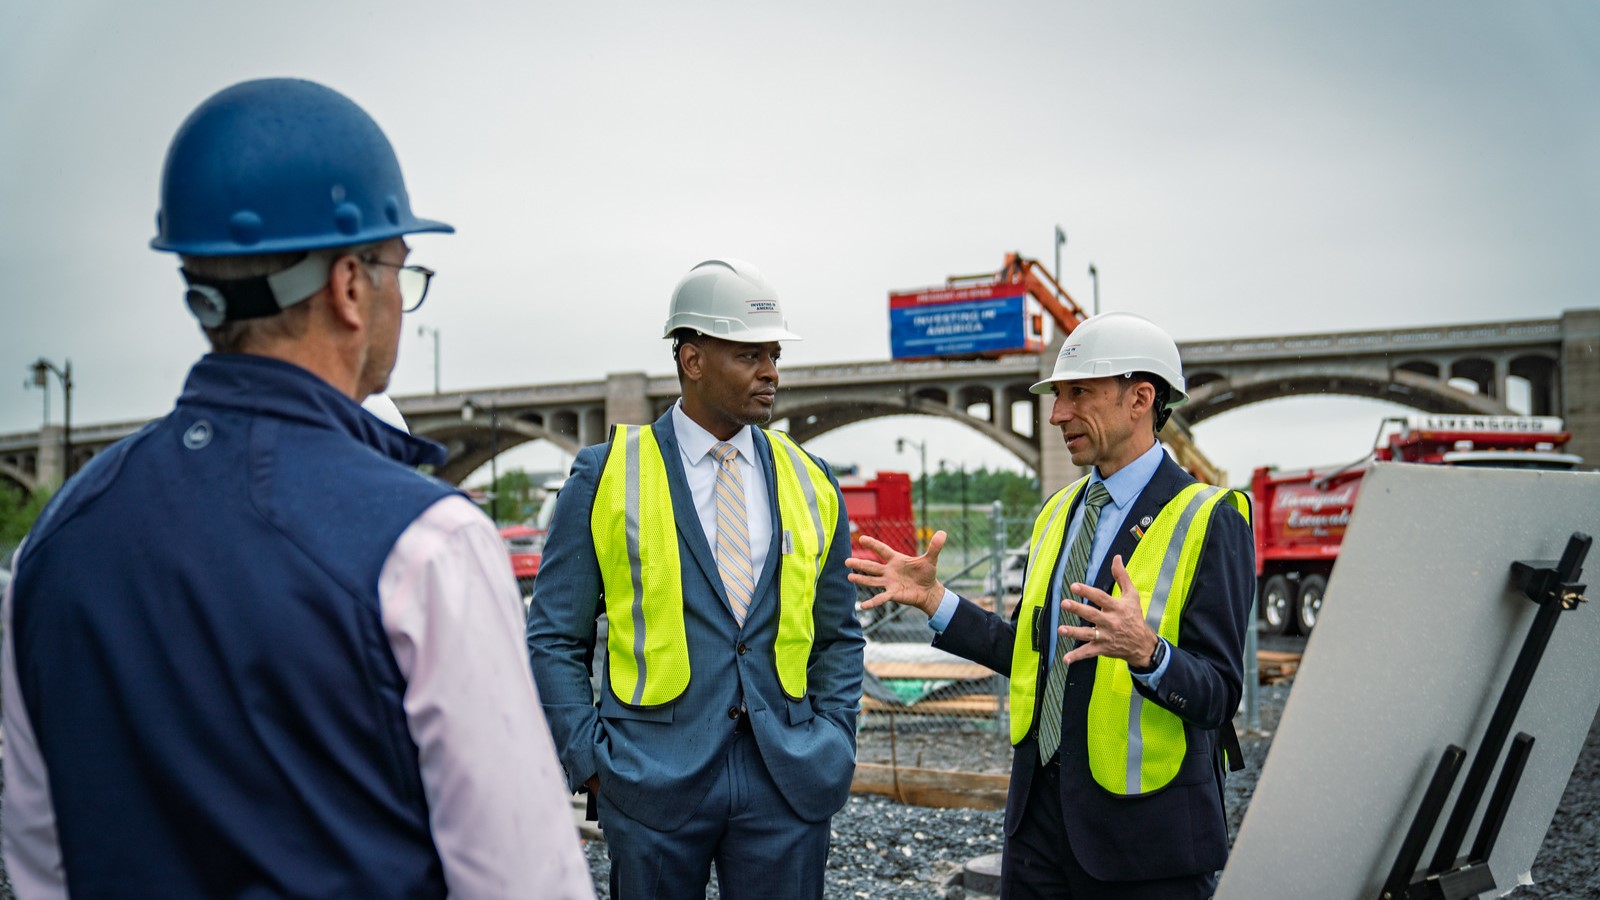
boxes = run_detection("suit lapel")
[653,410,724,598]
[747,428,782,613]
[1092,453,1194,591]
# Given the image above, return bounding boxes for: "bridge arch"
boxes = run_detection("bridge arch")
[780,396,1039,472]
[1184,367,1510,425]
[0,461,34,497]
[415,417,584,486]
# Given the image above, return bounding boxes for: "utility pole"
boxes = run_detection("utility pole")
[1054,225,1067,287]
[461,397,500,524]
[897,436,929,552]
[489,399,499,524]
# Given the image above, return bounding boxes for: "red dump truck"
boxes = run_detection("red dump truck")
[1252,414,1583,635]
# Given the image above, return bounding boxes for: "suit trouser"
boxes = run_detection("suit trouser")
[598,720,831,900]
[1000,757,1218,900]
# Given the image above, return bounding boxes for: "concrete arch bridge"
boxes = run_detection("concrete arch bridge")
[2,310,1594,497]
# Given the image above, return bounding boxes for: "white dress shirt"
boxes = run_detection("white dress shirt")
[671,401,773,588]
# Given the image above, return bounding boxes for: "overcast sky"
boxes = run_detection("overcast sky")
[3,1,1597,488]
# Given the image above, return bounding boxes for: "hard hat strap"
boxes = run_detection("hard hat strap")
[1154,405,1174,432]
[179,251,334,326]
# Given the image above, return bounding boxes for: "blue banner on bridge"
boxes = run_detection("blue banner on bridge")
[889,292,1028,360]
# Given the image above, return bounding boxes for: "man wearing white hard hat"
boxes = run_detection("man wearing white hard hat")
[850,312,1255,898]
[530,259,864,899]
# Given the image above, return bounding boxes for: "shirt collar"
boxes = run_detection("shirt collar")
[672,400,756,465]
[1092,440,1166,510]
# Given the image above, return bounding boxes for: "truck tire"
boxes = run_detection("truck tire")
[1260,575,1295,635]
[1297,574,1327,635]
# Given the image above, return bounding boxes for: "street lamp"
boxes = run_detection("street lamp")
[418,324,441,394]
[28,358,74,481]
[1087,262,1100,316]
[462,397,500,523]
[896,436,928,552]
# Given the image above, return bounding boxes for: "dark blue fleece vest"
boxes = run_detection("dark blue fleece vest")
[12,354,456,899]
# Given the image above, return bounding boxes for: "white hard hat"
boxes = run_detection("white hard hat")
[361,393,410,434]
[1029,311,1188,406]
[662,258,802,343]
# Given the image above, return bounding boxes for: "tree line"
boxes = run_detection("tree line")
[915,465,1039,514]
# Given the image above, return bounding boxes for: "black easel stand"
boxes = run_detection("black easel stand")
[1378,532,1591,900]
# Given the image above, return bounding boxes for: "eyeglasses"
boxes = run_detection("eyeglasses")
[362,257,436,313]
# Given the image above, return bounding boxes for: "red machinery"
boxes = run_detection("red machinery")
[502,472,919,602]
[887,252,1225,486]
[837,470,916,560]
[1252,415,1582,635]
[500,523,544,599]
[888,252,1087,362]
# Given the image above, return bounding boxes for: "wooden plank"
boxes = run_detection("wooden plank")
[861,695,1005,716]
[851,762,1010,810]
[1256,649,1302,684]
[1257,650,1304,663]
[866,661,995,680]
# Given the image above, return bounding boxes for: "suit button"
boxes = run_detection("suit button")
[728,706,741,720]
[737,643,748,655]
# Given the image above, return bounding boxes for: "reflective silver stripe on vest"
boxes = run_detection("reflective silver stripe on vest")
[1124,485,1221,792]
[777,439,827,570]
[1028,488,1076,585]
[624,427,649,706]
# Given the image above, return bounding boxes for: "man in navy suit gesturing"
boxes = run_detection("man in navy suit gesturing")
[849,312,1255,899]
[529,259,864,900]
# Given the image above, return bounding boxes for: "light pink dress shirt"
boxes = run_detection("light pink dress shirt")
[2,495,595,899]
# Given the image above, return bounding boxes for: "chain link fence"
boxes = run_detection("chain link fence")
[853,503,1034,777]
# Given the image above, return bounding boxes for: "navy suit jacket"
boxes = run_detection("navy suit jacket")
[934,453,1255,882]
[528,409,864,831]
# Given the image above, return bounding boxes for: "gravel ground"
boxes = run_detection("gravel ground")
[580,794,1007,899]
[0,678,1594,898]
[577,681,1599,898]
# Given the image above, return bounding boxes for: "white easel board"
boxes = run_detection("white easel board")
[1219,463,1600,899]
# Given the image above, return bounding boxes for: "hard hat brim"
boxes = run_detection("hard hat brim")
[1029,371,1189,406]
[661,323,803,343]
[151,217,454,256]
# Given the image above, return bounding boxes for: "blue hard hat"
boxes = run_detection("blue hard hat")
[151,79,452,256]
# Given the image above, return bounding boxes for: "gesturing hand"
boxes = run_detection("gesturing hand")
[1059,555,1159,667]
[845,531,948,617]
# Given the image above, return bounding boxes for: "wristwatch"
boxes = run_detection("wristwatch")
[1130,637,1167,674]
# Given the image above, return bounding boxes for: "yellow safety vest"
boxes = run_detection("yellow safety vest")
[591,424,839,708]
[1008,477,1250,795]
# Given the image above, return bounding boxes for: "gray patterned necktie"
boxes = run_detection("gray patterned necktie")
[1036,481,1112,763]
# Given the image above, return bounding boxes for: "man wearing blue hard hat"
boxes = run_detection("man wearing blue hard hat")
[1,79,593,898]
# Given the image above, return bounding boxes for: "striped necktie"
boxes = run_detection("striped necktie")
[1036,480,1113,763]
[711,442,754,624]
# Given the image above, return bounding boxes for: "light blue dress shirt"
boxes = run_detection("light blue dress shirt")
[929,441,1174,688]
